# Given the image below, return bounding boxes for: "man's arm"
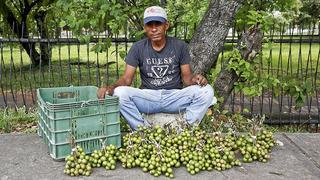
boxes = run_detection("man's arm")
[181,64,208,87]
[97,64,136,98]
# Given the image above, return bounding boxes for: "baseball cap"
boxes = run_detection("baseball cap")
[143,6,167,25]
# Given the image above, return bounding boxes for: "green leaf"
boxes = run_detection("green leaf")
[59,21,66,27]
[295,94,305,108]
[105,38,112,49]
[78,35,91,44]
[119,50,127,59]
[242,87,251,95]
[222,110,229,115]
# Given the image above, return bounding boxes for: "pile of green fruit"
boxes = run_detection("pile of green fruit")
[64,146,92,176]
[64,125,276,178]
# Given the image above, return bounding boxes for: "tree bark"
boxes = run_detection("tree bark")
[188,0,265,110]
[214,25,263,109]
[189,0,243,74]
[35,9,50,65]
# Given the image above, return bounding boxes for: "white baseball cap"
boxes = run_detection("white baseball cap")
[143,6,167,25]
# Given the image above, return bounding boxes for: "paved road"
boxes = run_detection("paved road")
[0,133,320,180]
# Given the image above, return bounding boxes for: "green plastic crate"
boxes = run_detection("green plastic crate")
[37,86,121,160]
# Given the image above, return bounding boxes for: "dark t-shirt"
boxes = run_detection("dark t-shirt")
[125,36,191,90]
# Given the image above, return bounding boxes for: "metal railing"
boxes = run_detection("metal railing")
[0,22,319,131]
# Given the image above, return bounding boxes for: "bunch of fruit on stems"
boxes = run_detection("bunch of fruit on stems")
[64,123,276,178]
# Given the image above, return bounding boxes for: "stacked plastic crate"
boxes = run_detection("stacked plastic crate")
[37,86,121,160]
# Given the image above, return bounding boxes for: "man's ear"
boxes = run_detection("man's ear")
[165,21,170,31]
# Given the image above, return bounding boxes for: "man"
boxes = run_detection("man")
[98,6,216,130]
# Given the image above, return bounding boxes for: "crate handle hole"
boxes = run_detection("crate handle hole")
[56,92,77,99]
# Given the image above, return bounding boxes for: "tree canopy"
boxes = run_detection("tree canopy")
[0,0,316,75]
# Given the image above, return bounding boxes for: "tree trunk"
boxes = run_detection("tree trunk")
[189,0,243,74]
[21,42,42,66]
[54,26,61,39]
[35,10,50,65]
[214,25,263,109]
[0,0,51,66]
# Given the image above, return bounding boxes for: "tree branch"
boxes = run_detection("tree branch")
[214,25,263,109]
[9,0,22,14]
[30,0,43,8]
[0,1,21,34]
[23,0,29,11]
[0,0,42,65]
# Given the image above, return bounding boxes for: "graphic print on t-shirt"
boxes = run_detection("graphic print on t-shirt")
[151,65,169,78]
[145,54,176,87]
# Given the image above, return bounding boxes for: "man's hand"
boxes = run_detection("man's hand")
[192,74,208,87]
[97,64,136,99]
[97,86,115,99]
[181,64,208,87]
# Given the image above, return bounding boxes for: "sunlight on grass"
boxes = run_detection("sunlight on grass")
[0,42,319,92]
[208,42,319,83]
[1,43,130,67]
[0,44,129,91]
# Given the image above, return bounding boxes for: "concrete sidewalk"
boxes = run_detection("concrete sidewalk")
[0,133,320,180]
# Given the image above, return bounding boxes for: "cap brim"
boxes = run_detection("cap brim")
[144,17,167,25]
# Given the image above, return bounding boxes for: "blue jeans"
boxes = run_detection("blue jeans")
[113,84,217,130]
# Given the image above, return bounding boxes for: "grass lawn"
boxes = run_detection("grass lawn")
[0,107,38,133]
[209,42,319,84]
[1,43,130,91]
[0,42,319,92]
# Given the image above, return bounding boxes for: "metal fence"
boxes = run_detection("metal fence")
[0,22,319,130]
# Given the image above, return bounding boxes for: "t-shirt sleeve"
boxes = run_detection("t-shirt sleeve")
[180,42,191,65]
[125,43,139,67]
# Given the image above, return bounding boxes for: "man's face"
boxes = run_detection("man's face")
[144,21,169,42]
